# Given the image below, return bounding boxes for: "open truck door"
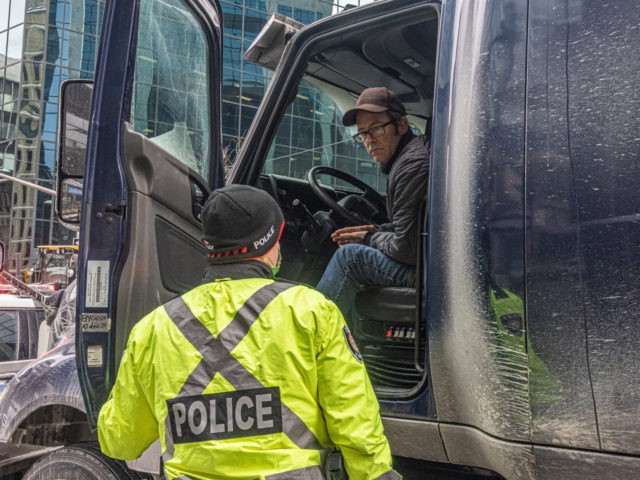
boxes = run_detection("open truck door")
[57,0,223,429]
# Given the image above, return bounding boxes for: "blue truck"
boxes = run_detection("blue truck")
[0,0,639,478]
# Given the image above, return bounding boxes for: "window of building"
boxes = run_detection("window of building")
[9,0,26,28]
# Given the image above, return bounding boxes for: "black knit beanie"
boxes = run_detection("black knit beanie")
[201,185,284,264]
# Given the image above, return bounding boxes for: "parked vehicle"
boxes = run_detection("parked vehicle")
[0,281,87,479]
[0,293,46,394]
[0,0,638,478]
[24,245,78,291]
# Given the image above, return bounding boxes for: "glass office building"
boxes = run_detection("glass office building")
[0,0,371,274]
[221,0,333,159]
[1,0,104,273]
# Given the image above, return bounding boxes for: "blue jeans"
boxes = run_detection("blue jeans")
[316,244,415,320]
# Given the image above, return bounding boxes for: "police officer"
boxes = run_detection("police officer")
[98,185,401,480]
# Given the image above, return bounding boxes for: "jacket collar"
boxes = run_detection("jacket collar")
[202,260,272,283]
[381,131,416,175]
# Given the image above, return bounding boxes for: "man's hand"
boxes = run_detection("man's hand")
[331,225,377,246]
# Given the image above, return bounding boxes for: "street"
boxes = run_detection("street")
[394,457,502,480]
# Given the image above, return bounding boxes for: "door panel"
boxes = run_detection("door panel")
[113,124,210,367]
[122,124,207,230]
[564,0,640,453]
[525,0,600,450]
[77,0,222,426]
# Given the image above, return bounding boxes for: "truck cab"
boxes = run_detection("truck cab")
[1,0,639,479]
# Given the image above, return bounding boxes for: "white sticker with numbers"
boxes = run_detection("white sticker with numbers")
[81,313,111,332]
[87,346,103,368]
[86,260,110,308]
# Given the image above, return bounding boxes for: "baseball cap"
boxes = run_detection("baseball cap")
[201,185,285,264]
[342,87,407,126]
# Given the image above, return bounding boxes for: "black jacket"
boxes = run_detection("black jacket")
[365,133,430,265]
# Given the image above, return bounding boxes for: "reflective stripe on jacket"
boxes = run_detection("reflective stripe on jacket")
[98,277,399,480]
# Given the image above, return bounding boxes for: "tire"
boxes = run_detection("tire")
[22,442,152,480]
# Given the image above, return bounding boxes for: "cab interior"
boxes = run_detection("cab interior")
[242,7,440,396]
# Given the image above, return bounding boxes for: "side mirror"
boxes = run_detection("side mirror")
[57,80,93,224]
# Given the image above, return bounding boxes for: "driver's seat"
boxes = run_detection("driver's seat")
[351,202,427,391]
[353,286,424,390]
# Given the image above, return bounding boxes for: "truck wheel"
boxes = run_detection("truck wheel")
[22,443,151,480]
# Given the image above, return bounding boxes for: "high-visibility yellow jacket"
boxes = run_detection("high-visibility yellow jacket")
[98,273,400,480]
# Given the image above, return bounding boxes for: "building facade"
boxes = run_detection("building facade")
[1,0,103,273]
[0,0,371,274]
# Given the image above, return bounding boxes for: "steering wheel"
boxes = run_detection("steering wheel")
[308,166,387,226]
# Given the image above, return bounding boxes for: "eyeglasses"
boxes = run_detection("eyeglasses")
[352,121,394,143]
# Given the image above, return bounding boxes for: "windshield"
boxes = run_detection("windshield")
[44,254,70,269]
[262,77,426,195]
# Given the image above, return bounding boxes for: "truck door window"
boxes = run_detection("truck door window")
[130,0,211,180]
